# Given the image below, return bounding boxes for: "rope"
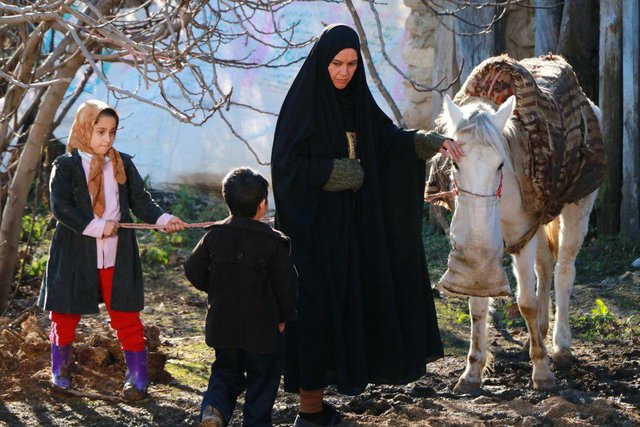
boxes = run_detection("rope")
[118,217,275,230]
[118,221,217,230]
[425,191,456,204]
[425,170,539,255]
[426,172,503,203]
[504,207,550,255]
[504,215,545,255]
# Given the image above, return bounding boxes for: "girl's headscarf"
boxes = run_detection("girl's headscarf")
[67,100,126,217]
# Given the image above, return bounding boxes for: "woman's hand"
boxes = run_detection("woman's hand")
[102,220,119,238]
[439,139,465,162]
[164,216,187,233]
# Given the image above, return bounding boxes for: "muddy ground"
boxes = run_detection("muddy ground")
[1,261,639,426]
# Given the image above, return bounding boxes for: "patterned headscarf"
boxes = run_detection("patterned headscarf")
[67,100,126,217]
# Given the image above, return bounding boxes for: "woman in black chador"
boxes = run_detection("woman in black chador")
[271,24,463,427]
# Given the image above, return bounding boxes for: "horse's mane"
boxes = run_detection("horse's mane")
[439,100,515,173]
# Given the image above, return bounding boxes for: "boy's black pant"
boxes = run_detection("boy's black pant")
[201,341,282,427]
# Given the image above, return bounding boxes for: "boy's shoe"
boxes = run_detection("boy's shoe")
[51,343,73,390]
[200,405,224,427]
[123,349,149,401]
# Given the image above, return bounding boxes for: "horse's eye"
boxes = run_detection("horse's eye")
[498,162,504,171]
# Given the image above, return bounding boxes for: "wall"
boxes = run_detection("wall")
[402,1,534,129]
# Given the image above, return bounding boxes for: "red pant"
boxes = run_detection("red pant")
[49,267,145,351]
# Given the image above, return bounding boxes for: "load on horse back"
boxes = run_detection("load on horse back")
[429,54,605,392]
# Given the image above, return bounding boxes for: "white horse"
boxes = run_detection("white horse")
[438,94,600,392]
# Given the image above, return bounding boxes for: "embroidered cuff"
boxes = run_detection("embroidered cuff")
[414,130,451,160]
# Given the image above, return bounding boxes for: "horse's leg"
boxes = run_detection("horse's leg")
[551,192,596,368]
[520,227,555,354]
[454,296,489,394]
[513,236,556,390]
[536,222,557,340]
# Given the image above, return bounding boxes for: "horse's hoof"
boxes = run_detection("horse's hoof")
[453,378,481,394]
[551,350,574,369]
[533,377,556,391]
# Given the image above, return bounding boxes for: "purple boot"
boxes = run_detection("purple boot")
[123,349,148,400]
[51,344,73,389]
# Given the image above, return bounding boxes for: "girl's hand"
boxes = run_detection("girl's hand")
[164,216,187,233]
[103,220,119,238]
[439,139,465,162]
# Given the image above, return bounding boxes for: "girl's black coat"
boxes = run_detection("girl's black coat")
[38,150,164,314]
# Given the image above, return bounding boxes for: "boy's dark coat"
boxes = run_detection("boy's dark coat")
[38,150,164,314]
[183,216,297,354]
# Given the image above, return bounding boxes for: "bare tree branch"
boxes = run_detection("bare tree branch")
[53,66,94,130]
[0,13,58,25]
[422,0,516,36]
[345,0,406,126]
[0,71,72,89]
[0,0,320,313]
[368,0,463,94]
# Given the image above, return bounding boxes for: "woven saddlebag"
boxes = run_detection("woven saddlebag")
[458,54,605,222]
[430,54,605,254]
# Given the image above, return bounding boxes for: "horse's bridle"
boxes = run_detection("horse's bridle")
[426,171,503,203]
[452,171,503,199]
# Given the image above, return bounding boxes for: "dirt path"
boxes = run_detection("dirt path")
[2,267,639,426]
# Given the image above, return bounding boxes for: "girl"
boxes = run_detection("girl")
[38,100,186,400]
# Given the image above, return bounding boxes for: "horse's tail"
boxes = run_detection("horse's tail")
[543,217,560,260]
[590,99,603,130]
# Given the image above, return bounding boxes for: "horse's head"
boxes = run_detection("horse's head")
[437,94,516,298]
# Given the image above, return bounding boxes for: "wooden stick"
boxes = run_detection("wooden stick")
[76,365,120,385]
[58,387,124,402]
[2,329,24,346]
[8,308,33,329]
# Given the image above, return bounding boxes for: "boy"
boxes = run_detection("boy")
[184,167,297,427]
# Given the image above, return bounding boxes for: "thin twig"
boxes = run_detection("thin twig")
[56,387,124,403]
[0,70,72,89]
[345,0,405,126]
[368,0,462,94]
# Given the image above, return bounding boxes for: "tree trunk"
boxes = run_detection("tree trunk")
[534,0,563,55]
[454,1,499,83]
[596,0,623,235]
[621,0,640,238]
[0,24,46,154]
[0,55,84,314]
[557,0,599,100]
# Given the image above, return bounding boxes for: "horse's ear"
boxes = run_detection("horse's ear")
[492,95,516,131]
[443,94,464,129]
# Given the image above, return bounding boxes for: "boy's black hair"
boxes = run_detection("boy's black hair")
[222,167,269,218]
[96,108,119,128]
